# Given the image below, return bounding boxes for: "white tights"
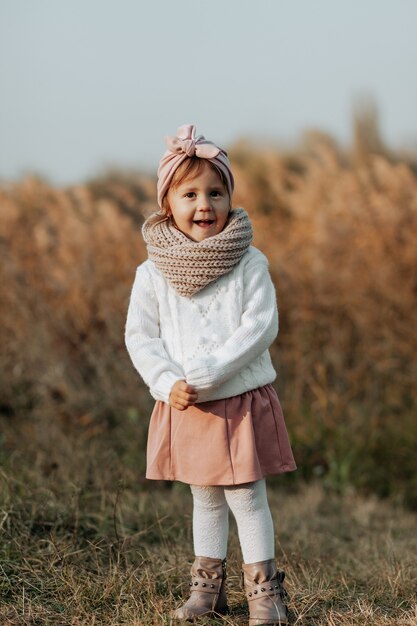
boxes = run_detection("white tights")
[190,479,275,564]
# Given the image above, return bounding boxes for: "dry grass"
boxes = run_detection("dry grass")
[1,114,417,622]
[1,123,416,505]
[1,472,416,625]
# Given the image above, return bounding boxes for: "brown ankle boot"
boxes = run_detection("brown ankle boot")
[171,556,228,622]
[242,559,289,625]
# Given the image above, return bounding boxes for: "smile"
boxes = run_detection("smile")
[193,220,215,227]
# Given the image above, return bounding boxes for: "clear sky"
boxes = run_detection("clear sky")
[1,0,416,185]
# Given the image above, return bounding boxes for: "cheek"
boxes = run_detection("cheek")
[217,212,230,232]
[170,206,192,226]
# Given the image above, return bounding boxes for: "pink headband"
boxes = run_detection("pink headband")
[156,124,234,208]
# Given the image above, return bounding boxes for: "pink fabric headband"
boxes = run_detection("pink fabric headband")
[156,124,234,207]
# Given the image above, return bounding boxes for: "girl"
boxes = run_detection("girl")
[125,124,297,625]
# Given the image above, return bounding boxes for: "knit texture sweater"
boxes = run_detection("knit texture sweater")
[125,246,278,403]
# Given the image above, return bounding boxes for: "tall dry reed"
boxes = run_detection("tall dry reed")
[1,124,416,506]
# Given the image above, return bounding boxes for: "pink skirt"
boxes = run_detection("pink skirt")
[146,384,297,486]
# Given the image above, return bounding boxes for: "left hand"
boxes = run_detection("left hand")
[169,380,198,411]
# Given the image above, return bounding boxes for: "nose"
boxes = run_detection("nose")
[197,194,213,210]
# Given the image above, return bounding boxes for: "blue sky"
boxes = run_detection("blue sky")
[1,0,416,184]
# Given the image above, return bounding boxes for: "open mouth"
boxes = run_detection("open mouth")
[193,220,215,227]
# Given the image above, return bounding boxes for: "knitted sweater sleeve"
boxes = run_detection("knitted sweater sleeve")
[183,251,278,389]
[125,263,185,403]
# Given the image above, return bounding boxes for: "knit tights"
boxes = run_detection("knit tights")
[190,479,275,564]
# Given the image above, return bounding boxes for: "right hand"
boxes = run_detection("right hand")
[169,380,198,411]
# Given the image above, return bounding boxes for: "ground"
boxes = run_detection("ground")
[0,478,416,625]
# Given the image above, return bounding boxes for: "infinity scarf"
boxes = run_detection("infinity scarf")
[142,208,253,297]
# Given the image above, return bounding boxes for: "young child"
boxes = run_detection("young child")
[125,124,297,625]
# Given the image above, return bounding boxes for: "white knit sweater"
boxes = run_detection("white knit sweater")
[125,246,278,403]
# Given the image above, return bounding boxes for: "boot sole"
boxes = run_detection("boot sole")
[170,606,229,624]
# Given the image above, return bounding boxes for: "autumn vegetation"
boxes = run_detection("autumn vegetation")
[1,109,416,623]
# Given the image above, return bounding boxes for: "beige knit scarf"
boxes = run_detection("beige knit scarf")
[142,208,253,297]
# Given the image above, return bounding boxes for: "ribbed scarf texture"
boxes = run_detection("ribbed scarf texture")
[142,208,253,297]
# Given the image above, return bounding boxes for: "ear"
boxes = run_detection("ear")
[161,191,171,218]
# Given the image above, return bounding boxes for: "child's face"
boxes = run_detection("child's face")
[166,165,230,242]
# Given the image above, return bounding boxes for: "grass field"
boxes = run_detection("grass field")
[1,470,416,625]
[1,118,417,624]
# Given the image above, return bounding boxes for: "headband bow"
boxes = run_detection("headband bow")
[156,124,234,208]
[164,125,221,159]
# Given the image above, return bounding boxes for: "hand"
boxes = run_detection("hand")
[169,380,198,411]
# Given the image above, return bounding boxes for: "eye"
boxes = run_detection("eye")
[210,190,222,197]
[185,192,195,198]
